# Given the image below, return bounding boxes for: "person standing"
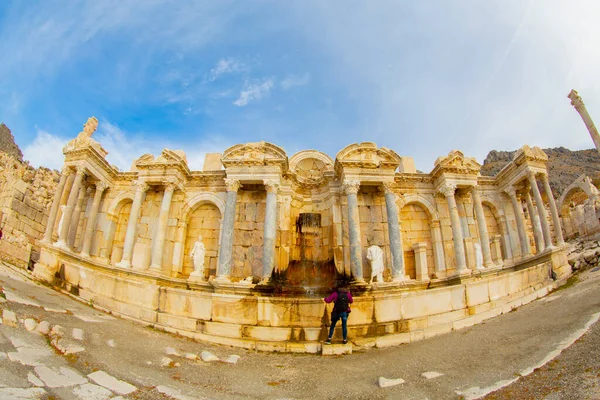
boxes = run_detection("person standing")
[324,286,353,344]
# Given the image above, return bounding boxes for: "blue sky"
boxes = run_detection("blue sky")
[1,1,600,172]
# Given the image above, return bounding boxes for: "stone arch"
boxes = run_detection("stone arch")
[399,202,434,280]
[481,197,510,262]
[558,175,599,216]
[397,193,439,221]
[176,193,225,278]
[179,193,225,222]
[106,197,133,264]
[106,192,135,221]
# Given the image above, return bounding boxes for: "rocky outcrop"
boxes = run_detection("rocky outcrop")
[0,123,23,162]
[482,147,600,196]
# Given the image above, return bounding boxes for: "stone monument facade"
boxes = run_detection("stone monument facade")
[30,118,571,353]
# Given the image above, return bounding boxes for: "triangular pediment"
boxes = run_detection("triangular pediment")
[431,150,481,177]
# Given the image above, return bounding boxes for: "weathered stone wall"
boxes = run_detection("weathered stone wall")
[0,154,58,268]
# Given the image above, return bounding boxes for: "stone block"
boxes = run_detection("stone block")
[244,326,291,341]
[375,333,411,348]
[202,153,222,171]
[321,343,352,355]
[202,321,242,338]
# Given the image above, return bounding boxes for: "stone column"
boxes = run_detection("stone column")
[439,183,468,273]
[568,90,600,156]
[505,186,529,257]
[261,180,279,281]
[150,180,177,271]
[56,165,86,249]
[68,186,89,248]
[216,178,241,281]
[343,180,363,281]
[116,180,149,268]
[81,182,108,258]
[527,172,553,249]
[42,166,72,243]
[541,174,565,246]
[382,183,405,280]
[412,242,429,282]
[431,219,447,276]
[470,186,493,267]
[523,188,544,253]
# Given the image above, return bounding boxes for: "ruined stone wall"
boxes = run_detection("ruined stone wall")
[232,189,266,279]
[0,153,58,268]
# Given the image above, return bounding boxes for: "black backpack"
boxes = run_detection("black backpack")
[334,291,349,313]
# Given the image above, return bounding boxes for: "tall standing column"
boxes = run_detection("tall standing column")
[505,186,529,257]
[568,90,600,156]
[81,182,108,258]
[116,180,149,268]
[42,167,72,243]
[523,188,544,253]
[470,186,493,267]
[261,180,279,281]
[149,180,176,271]
[541,174,565,246]
[439,183,468,272]
[382,182,405,280]
[56,165,86,248]
[68,186,89,248]
[527,172,553,250]
[344,180,363,281]
[216,179,241,281]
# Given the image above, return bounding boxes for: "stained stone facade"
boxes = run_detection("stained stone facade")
[32,117,571,353]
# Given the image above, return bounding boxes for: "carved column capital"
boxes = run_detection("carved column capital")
[526,170,539,182]
[75,164,87,176]
[381,181,396,194]
[163,179,177,193]
[568,89,584,109]
[539,173,550,185]
[342,180,360,195]
[263,179,280,194]
[95,181,109,193]
[504,186,517,197]
[132,180,149,192]
[438,182,456,198]
[61,166,72,176]
[224,178,241,192]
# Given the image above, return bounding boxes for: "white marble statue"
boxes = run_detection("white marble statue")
[57,205,67,236]
[474,242,483,270]
[367,245,384,283]
[190,236,206,280]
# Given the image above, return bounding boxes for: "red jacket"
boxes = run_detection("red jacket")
[324,290,353,312]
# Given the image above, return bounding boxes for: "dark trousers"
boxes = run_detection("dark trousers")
[328,311,348,340]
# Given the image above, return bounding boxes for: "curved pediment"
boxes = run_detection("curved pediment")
[221,141,288,169]
[335,142,402,172]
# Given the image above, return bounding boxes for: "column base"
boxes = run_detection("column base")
[188,272,207,283]
[53,240,70,251]
[212,275,231,283]
[116,260,132,269]
[80,252,90,259]
[454,268,472,278]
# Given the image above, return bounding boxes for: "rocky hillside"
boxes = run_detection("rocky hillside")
[0,123,23,162]
[481,147,600,196]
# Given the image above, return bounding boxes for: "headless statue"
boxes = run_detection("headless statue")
[367,245,384,283]
[190,236,206,280]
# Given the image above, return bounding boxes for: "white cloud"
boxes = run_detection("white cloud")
[233,78,274,107]
[22,129,69,170]
[281,73,310,90]
[208,58,243,82]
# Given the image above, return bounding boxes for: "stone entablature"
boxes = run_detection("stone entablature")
[30,117,572,353]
